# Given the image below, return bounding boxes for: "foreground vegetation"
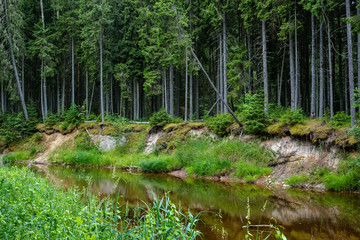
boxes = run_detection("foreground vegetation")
[0,166,202,239]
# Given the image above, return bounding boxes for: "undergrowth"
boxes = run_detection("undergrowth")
[0,166,202,239]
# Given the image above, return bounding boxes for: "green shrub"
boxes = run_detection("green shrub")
[279,109,305,125]
[238,93,269,135]
[331,111,351,127]
[45,113,61,126]
[0,113,35,145]
[50,149,101,165]
[323,170,360,191]
[64,104,85,125]
[149,109,173,127]
[206,113,234,136]
[285,175,310,186]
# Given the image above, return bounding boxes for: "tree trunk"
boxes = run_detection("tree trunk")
[358,0,360,118]
[99,33,105,122]
[189,73,193,120]
[310,14,316,116]
[40,61,44,121]
[327,22,334,120]
[185,53,188,121]
[3,0,28,119]
[1,83,4,113]
[86,71,89,118]
[223,12,228,114]
[247,33,253,92]
[346,0,356,126]
[262,20,269,115]
[57,74,60,114]
[21,55,24,98]
[294,5,300,108]
[289,33,296,110]
[278,51,285,105]
[169,63,174,117]
[71,37,75,104]
[219,35,223,114]
[195,75,199,119]
[319,21,324,118]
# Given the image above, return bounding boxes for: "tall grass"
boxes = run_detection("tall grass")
[0,166,202,239]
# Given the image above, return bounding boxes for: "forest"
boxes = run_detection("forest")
[0,0,359,124]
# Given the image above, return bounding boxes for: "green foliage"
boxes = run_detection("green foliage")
[331,112,351,127]
[0,113,36,146]
[205,113,234,136]
[2,151,31,163]
[149,109,173,127]
[323,157,360,192]
[279,109,305,125]
[64,104,86,125]
[285,175,310,186]
[176,139,273,178]
[0,166,202,239]
[233,163,272,182]
[139,156,177,173]
[238,93,269,135]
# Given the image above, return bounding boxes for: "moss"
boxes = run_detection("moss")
[123,124,148,132]
[36,123,46,132]
[267,123,287,135]
[163,122,187,132]
[289,124,312,136]
[313,125,331,143]
[226,123,242,135]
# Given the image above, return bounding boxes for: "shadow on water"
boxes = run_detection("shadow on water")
[27,165,360,240]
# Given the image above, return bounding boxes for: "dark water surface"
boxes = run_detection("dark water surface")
[28,165,360,240]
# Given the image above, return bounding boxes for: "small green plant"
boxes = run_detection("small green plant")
[64,104,86,125]
[285,175,309,186]
[149,109,173,127]
[205,113,234,136]
[2,151,31,163]
[238,93,269,135]
[279,109,305,125]
[331,112,351,127]
[139,156,177,173]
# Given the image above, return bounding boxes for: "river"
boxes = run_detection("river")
[28,165,360,240]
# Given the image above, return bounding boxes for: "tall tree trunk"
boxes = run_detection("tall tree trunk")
[310,14,316,116]
[185,53,188,121]
[278,51,285,105]
[327,22,334,120]
[99,33,105,122]
[21,55,24,98]
[295,4,300,109]
[86,71,89,118]
[169,63,174,117]
[3,0,28,119]
[319,21,324,118]
[89,80,95,117]
[358,0,360,118]
[223,12,228,114]
[219,35,223,114]
[189,73,193,119]
[57,74,60,114]
[40,0,47,119]
[195,75,199,119]
[289,33,296,110]
[71,37,75,104]
[346,0,356,126]
[247,33,253,92]
[1,82,4,113]
[262,20,269,115]
[40,61,44,121]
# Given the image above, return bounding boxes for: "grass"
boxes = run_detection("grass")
[285,175,310,187]
[0,166,202,239]
[2,151,32,163]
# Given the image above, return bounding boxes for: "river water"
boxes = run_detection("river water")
[29,165,360,240]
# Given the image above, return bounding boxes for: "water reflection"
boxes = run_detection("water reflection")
[30,165,360,240]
